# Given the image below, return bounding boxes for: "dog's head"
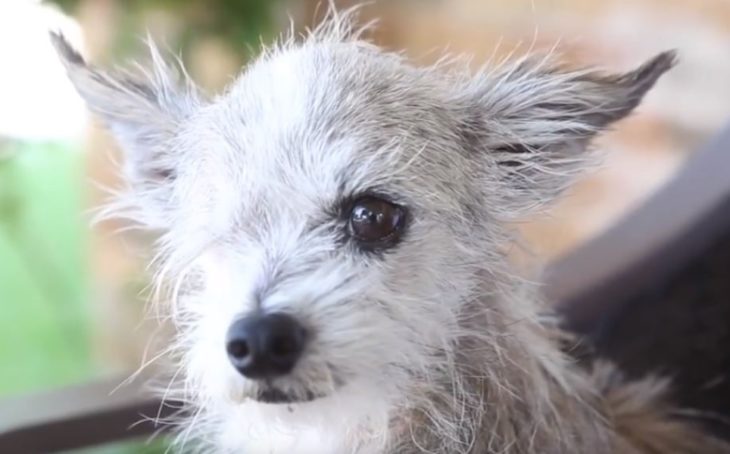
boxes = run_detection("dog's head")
[53,12,673,447]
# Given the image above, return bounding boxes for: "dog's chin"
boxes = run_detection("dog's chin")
[253,387,326,405]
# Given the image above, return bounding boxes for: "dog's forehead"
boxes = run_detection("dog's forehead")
[184,43,455,213]
[214,42,427,158]
[227,41,410,127]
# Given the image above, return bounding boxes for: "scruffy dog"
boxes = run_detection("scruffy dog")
[53,9,728,454]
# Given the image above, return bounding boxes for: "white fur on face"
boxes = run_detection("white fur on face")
[159,37,484,453]
[53,8,674,453]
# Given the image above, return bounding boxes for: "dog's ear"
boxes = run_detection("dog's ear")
[51,32,200,229]
[458,51,676,218]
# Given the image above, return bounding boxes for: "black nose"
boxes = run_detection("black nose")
[226,312,307,379]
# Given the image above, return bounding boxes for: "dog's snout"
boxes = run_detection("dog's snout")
[226,312,307,379]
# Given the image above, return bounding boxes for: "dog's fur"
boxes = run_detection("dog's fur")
[53,8,729,454]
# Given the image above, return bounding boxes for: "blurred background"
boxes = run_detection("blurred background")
[1,0,728,452]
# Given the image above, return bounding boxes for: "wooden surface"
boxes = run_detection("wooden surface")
[0,373,173,452]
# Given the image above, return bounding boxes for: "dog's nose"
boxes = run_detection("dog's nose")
[226,312,307,379]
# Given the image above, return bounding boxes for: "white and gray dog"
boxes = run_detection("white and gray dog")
[53,8,728,454]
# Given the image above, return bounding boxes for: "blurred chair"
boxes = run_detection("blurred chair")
[550,120,730,439]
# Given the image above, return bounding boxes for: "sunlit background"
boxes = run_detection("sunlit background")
[1,0,729,452]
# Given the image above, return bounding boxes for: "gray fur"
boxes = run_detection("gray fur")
[52,8,724,454]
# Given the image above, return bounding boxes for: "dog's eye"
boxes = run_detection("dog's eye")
[349,197,406,247]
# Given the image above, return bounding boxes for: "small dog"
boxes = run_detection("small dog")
[53,9,729,454]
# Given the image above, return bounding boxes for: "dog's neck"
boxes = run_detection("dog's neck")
[382,288,617,454]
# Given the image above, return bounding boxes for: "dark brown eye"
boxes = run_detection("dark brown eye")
[349,197,406,247]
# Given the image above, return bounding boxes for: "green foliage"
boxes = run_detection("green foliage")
[0,137,170,454]
[0,141,90,396]
[66,436,171,454]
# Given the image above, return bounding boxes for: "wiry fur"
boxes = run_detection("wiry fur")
[52,7,728,454]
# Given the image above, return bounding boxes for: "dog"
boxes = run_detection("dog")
[52,8,729,454]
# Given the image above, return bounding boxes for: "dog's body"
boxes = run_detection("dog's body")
[53,9,728,454]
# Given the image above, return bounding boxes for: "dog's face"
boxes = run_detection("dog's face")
[174,41,482,409]
[53,17,673,447]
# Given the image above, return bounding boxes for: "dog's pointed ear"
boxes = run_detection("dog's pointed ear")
[51,32,201,228]
[458,51,676,218]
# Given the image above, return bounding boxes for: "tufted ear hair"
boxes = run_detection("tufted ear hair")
[51,32,201,229]
[457,51,676,218]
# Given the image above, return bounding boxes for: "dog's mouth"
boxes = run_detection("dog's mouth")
[254,387,323,404]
